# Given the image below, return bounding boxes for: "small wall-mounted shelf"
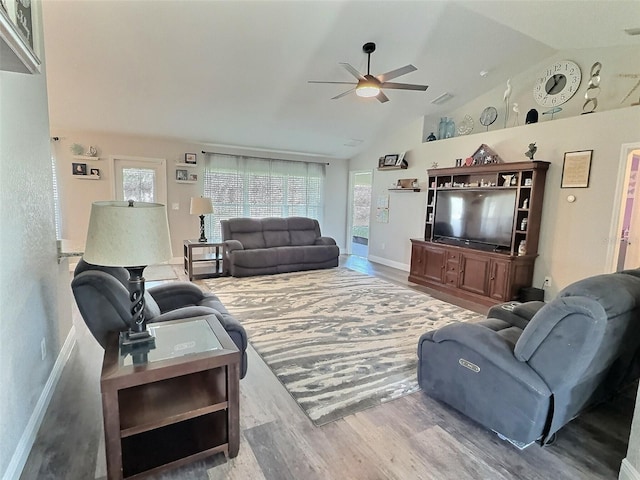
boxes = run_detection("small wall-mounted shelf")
[75,175,101,180]
[388,188,421,192]
[176,180,197,184]
[73,155,101,161]
[175,163,197,168]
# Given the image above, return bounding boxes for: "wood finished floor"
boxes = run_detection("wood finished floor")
[19,256,635,480]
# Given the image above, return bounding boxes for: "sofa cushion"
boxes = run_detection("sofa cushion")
[231,248,279,268]
[233,231,266,250]
[263,218,291,247]
[275,246,305,265]
[303,245,339,263]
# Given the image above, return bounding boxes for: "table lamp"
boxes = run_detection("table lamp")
[190,196,214,242]
[83,200,172,347]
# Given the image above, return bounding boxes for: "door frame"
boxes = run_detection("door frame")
[607,142,640,271]
[109,155,167,205]
[346,169,372,256]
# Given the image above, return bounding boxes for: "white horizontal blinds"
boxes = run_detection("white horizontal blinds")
[203,153,325,242]
[51,153,62,239]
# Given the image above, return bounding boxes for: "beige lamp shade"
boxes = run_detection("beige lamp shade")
[190,197,214,215]
[83,201,173,267]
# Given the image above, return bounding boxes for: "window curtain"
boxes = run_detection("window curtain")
[203,153,325,242]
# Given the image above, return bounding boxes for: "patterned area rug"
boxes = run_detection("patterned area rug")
[202,268,483,426]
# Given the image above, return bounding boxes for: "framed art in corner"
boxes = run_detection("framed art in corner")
[185,153,197,164]
[561,150,592,188]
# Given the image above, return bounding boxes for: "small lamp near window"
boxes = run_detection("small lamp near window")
[190,196,214,243]
[83,200,172,347]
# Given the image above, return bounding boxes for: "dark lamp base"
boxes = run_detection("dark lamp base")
[119,329,154,347]
[198,214,208,242]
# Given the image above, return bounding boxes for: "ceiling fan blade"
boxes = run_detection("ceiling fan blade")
[308,81,357,85]
[340,63,366,81]
[332,88,356,100]
[381,82,428,91]
[377,64,417,82]
[376,91,390,103]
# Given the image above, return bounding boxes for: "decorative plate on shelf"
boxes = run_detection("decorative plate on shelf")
[457,115,474,135]
[479,107,498,128]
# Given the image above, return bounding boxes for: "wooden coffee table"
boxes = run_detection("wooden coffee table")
[100,315,240,479]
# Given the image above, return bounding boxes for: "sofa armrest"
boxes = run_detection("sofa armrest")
[152,306,217,323]
[225,239,244,252]
[487,301,545,329]
[427,322,550,395]
[148,282,210,312]
[315,236,336,246]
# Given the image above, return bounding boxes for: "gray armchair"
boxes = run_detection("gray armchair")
[417,269,640,446]
[71,259,248,378]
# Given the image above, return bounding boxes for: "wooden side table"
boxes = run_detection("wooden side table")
[183,240,226,281]
[100,316,240,479]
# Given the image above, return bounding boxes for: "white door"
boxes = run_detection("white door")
[111,156,167,205]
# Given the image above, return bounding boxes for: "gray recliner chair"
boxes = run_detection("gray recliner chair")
[71,259,248,378]
[417,269,640,446]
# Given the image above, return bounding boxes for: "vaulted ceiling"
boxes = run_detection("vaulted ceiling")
[41,1,639,159]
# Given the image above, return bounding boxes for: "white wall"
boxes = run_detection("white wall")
[351,106,640,297]
[0,1,73,477]
[50,131,348,258]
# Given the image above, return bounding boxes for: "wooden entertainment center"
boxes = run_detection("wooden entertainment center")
[409,161,549,306]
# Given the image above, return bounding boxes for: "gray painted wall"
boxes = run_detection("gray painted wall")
[0,3,73,477]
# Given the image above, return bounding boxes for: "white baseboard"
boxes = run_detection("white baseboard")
[2,326,77,480]
[620,459,640,480]
[367,254,410,272]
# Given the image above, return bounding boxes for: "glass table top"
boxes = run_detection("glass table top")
[120,318,222,366]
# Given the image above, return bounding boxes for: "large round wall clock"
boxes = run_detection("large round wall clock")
[533,60,582,108]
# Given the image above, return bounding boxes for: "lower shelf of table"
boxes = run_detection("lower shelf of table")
[122,410,228,478]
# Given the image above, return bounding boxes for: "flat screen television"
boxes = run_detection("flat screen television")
[433,189,517,248]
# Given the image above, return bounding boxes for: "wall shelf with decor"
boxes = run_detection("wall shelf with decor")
[388,188,421,192]
[378,165,408,171]
[73,155,101,161]
[175,163,197,168]
[176,180,197,184]
[75,175,101,180]
[410,160,549,306]
[0,7,40,74]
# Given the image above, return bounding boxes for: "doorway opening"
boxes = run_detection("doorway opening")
[610,143,640,271]
[348,170,372,258]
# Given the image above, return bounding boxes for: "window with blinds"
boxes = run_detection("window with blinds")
[203,154,325,242]
[51,154,62,239]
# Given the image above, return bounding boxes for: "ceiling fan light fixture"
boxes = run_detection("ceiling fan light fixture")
[356,84,380,98]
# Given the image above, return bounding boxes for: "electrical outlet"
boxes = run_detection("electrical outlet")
[40,338,46,361]
[543,276,552,288]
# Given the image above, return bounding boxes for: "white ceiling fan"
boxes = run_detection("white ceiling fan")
[308,42,428,103]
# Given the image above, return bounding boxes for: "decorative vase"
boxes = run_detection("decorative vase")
[438,118,447,140]
[445,118,456,138]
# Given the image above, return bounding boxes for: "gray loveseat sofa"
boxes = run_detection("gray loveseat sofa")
[221,217,339,277]
[417,269,640,446]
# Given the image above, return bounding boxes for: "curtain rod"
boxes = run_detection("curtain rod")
[201,150,329,165]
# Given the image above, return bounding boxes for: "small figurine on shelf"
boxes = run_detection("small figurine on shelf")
[86,146,98,157]
[426,132,437,142]
[518,240,526,256]
[525,143,537,161]
[522,198,529,209]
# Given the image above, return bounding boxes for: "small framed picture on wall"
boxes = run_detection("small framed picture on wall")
[90,168,100,176]
[72,162,87,175]
[185,153,197,164]
[189,173,198,181]
[176,169,188,181]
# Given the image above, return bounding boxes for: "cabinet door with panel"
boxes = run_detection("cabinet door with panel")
[410,243,426,277]
[459,252,490,296]
[488,258,510,302]
[423,244,447,283]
